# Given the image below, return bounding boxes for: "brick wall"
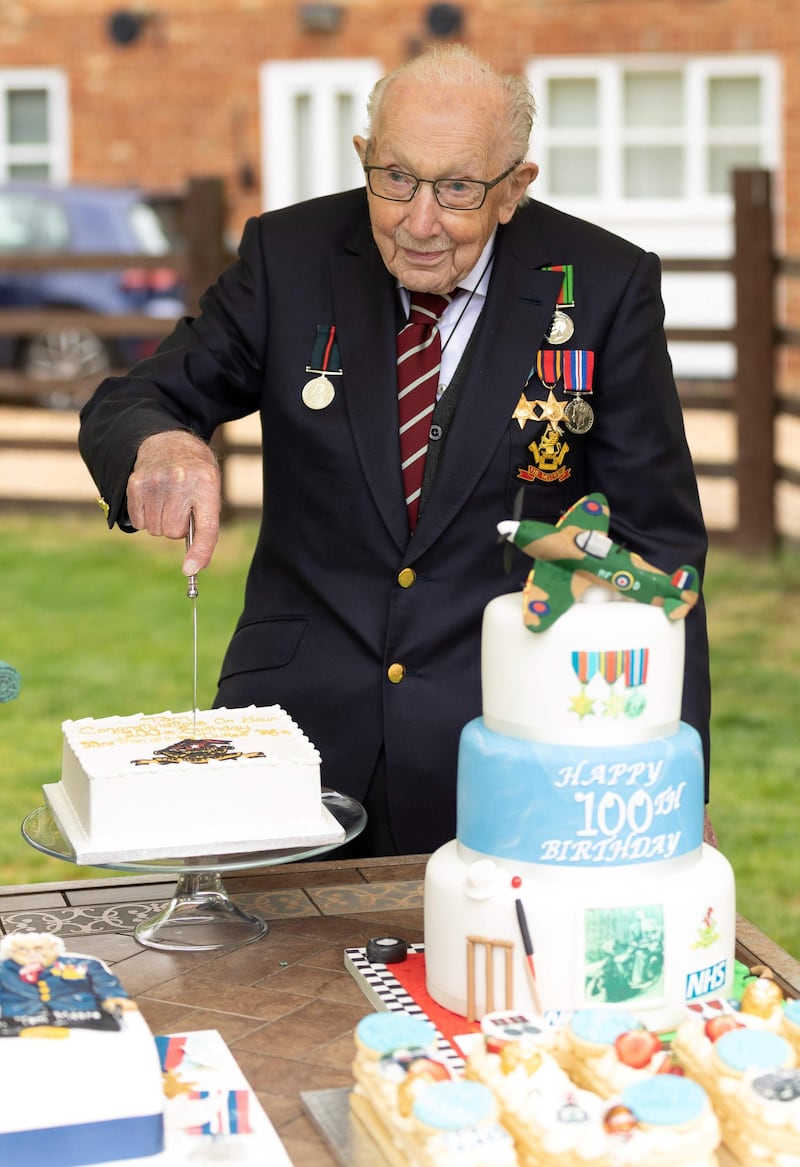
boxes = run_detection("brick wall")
[4,0,799,383]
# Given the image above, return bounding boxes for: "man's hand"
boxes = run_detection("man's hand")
[126,430,221,575]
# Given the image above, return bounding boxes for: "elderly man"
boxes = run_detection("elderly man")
[79,46,710,856]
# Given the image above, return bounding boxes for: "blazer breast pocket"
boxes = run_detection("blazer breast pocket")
[218,616,309,682]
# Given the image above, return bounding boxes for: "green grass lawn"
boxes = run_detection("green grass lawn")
[1,510,798,958]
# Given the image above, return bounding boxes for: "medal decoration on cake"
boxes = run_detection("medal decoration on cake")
[0,660,21,703]
[569,646,650,721]
[497,493,700,633]
[0,932,136,1037]
[131,738,266,766]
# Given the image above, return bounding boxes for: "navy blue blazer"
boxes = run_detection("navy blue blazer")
[79,188,710,854]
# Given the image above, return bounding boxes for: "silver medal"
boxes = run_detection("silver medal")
[546,309,574,345]
[302,375,335,410]
[563,397,594,434]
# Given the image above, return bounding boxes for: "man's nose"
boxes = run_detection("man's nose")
[404,182,444,235]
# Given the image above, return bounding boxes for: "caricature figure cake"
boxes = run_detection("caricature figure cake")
[44,704,344,862]
[424,495,735,1031]
[0,932,163,1166]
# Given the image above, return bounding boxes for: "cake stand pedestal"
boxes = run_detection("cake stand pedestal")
[21,789,365,953]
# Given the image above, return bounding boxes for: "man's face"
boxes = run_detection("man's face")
[354,76,537,295]
[7,934,60,966]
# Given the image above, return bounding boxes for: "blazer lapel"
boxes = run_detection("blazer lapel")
[330,225,409,551]
[407,225,564,560]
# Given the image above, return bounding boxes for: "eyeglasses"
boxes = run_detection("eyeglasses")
[363,159,523,211]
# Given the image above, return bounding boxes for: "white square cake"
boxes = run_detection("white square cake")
[43,705,344,863]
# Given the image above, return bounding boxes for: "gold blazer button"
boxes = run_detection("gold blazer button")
[387,662,406,684]
[397,567,416,588]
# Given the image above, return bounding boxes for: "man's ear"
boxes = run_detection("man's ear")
[498,160,540,223]
[353,135,368,166]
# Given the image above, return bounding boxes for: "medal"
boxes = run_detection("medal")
[302,375,335,410]
[542,264,575,344]
[546,309,574,344]
[564,396,594,434]
[303,324,341,410]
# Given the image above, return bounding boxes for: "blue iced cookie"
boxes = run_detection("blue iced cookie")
[622,1075,708,1126]
[355,1012,435,1056]
[715,1028,793,1072]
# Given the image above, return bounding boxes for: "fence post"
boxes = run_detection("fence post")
[732,169,776,553]
[181,176,229,315]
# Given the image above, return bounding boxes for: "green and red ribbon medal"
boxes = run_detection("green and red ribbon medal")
[543,264,575,344]
[302,324,341,410]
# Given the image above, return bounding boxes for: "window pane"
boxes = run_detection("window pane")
[623,72,683,126]
[336,92,355,189]
[7,163,50,181]
[624,146,684,197]
[547,146,599,195]
[709,77,760,127]
[294,93,312,202]
[7,89,48,144]
[547,78,598,128]
[708,144,761,193]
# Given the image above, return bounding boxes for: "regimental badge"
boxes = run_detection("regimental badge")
[131,739,266,766]
[516,425,571,484]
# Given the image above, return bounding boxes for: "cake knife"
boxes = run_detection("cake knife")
[185,513,198,736]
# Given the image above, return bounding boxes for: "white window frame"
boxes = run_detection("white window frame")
[260,58,382,210]
[0,69,70,182]
[527,55,781,224]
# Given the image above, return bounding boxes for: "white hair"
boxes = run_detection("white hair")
[0,931,65,960]
[365,45,535,170]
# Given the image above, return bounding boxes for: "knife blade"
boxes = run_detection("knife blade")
[185,513,198,736]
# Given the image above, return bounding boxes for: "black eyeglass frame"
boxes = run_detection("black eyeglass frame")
[363,158,524,210]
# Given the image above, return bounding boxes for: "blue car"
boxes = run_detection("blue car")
[0,183,185,406]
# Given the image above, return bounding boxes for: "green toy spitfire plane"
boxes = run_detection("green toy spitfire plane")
[497,493,700,633]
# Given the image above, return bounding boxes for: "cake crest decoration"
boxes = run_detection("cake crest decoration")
[497,493,699,632]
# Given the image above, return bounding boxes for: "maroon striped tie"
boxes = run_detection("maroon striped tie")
[396,291,453,529]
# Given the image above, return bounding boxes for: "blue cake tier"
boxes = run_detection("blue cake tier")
[457,719,703,867]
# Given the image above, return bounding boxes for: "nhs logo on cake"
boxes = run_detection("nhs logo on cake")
[685,959,729,1000]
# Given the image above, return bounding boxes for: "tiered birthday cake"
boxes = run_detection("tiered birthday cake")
[43,704,344,862]
[424,495,735,1031]
[0,932,163,1166]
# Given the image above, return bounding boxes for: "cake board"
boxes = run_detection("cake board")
[42,781,344,864]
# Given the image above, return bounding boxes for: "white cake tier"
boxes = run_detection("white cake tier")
[46,706,343,862]
[0,1008,163,1165]
[482,588,685,745]
[424,839,736,1032]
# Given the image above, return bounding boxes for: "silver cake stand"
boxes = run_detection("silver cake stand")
[21,789,365,953]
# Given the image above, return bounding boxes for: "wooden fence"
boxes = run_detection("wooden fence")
[1,169,799,552]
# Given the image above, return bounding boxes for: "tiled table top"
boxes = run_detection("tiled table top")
[1,855,797,1167]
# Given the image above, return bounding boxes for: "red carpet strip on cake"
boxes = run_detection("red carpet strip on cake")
[345,945,479,1066]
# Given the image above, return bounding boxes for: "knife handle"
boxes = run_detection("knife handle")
[185,513,199,599]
